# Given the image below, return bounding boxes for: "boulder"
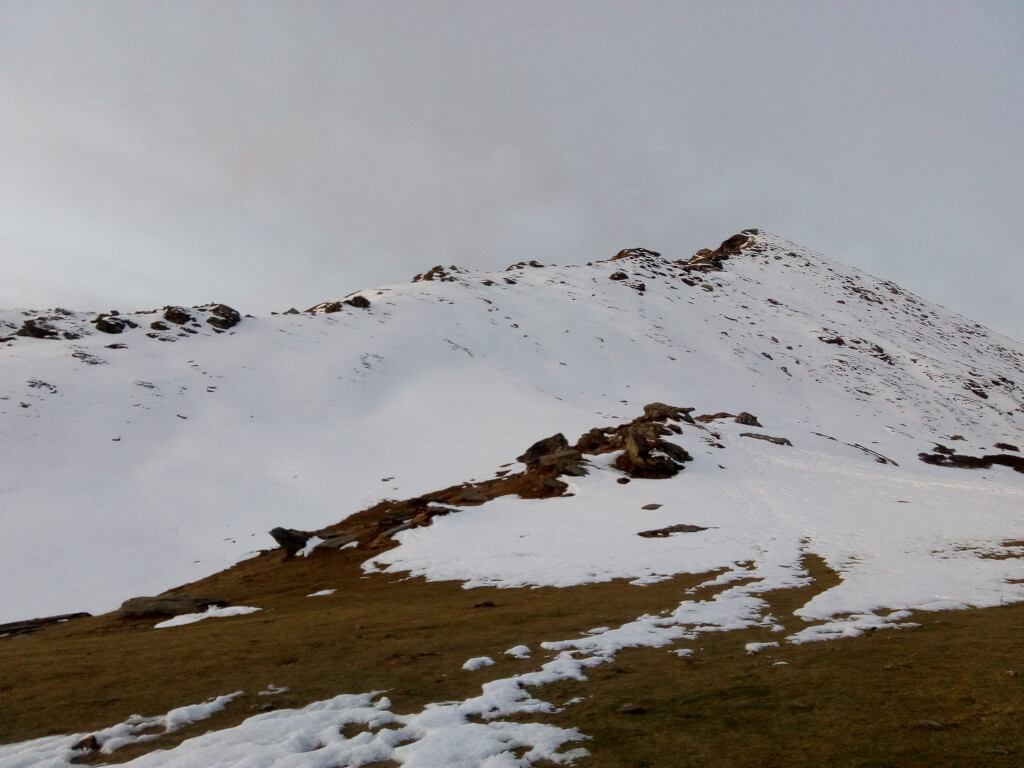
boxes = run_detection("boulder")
[118,596,226,620]
[735,412,762,427]
[163,306,193,325]
[642,402,696,424]
[614,425,687,478]
[538,448,588,476]
[344,295,371,309]
[269,527,312,557]
[517,433,570,467]
[740,432,792,447]
[15,318,60,339]
[207,304,242,329]
[94,315,127,334]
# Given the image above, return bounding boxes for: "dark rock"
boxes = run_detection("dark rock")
[94,315,127,334]
[269,527,312,557]
[716,233,751,255]
[994,442,1020,452]
[637,523,708,537]
[695,412,734,423]
[344,295,371,309]
[538,448,588,476]
[14,318,60,339]
[818,334,845,345]
[517,433,570,467]
[735,412,762,427]
[616,703,648,715]
[641,402,696,424]
[207,304,242,329]
[614,425,686,478]
[610,248,661,261]
[0,612,92,638]
[118,596,226,620]
[641,503,662,510]
[73,735,101,751]
[576,427,617,453]
[740,432,792,447]
[918,450,1024,474]
[163,306,193,325]
[609,271,629,281]
[658,440,694,464]
[150,321,171,331]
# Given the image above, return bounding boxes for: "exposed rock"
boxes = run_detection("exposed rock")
[517,433,570,467]
[735,412,762,427]
[641,402,696,424]
[576,427,617,453]
[118,596,226,620]
[538,448,587,476]
[918,449,1024,474]
[207,304,242,329]
[609,271,629,281]
[93,315,127,334]
[610,248,662,262]
[163,306,193,325]
[740,432,793,447]
[614,425,691,478]
[695,412,734,423]
[637,523,708,538]
[72,735,101,752]
[150,321,171,331]
[344,295,371,309]
[0,612,91,638]
[641,503,662,510]
[716,233,751,255]
[994,442,1020,452]
[818,334,846,345]
[14,318,60,339]
[269,527,312,557]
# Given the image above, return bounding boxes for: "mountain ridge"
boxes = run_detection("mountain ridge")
[1,230,1022,627]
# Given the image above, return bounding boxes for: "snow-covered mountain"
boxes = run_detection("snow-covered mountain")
[1,229,1022,631]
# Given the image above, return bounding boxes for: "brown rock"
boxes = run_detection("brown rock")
[118,596,226,620]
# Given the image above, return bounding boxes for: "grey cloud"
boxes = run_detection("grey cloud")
[0,1,1021,338]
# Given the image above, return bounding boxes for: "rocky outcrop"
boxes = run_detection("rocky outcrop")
[517,434,570,466]
[0,612,91,637]
[15,318,61,339]
[613,423,693,479]
[637,523,708,538]
[270,402,701,558]
[163,306,193,325]
[918,447,1024,474]
[740,432,792,447]
[207,303,242,329]
[682,233,753,271]
[735,412,762,427]
[117,596,226,620]
[94,315,132,334]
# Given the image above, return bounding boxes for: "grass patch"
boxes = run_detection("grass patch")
[1,549,1021,767]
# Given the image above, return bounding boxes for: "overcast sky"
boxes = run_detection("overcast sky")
[1,2,1021,339]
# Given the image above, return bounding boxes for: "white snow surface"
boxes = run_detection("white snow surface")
[2,232,1024,765]
[2,232,1021,624]
[153,605,261,629]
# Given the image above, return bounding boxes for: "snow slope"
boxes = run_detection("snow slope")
[1,231,1022,628]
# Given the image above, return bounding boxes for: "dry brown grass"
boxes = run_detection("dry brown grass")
[1,547,1021,767]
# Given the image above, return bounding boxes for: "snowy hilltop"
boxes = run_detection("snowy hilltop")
[1,231,1022,766]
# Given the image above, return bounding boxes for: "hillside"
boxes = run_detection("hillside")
[1,231,1022,766]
